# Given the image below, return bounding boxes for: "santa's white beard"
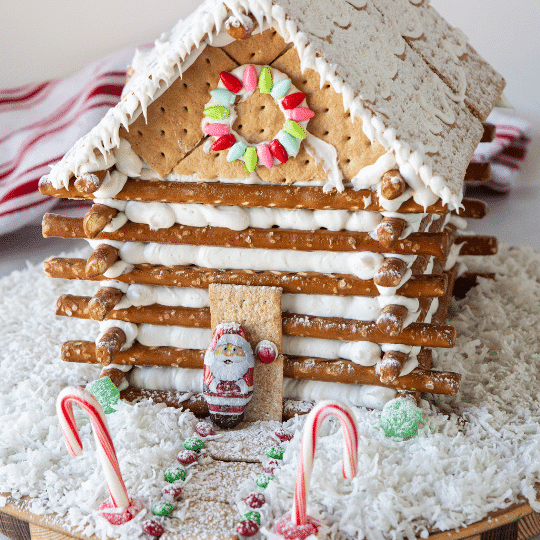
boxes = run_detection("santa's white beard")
[210,353,250,381]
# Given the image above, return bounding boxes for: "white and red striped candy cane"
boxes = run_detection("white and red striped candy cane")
[292,400,359,525]
[56,386,129,508]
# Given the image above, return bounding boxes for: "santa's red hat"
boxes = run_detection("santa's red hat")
[209,323,249,351]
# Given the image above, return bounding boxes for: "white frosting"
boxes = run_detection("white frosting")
[305,133,344,193]
[114,139,143,178]
[351,151,396,190]
[128,366,395,410]
[98,200,383,233]
[93,170,128,199]
[130,322,417,368]
[283,378,396,410]
[116,242,385,280]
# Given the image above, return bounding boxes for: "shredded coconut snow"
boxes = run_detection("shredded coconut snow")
[1,244,540,540]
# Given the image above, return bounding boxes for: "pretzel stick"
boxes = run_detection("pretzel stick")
[284,357,461,395]
[61,341,460,395]
[86,244,119,278]
[465,163,491,183]
[453,199,487,220]
[39,177,485,219]
[88,287,124,321]
[380,171,407,201]
[481,123,496,143]
[39,177,450,214]
[282,313,455,348]
[96,327,126,366]
[42,213,451,258]
[376,304,409,336]
[62,341,205,368]
[378,351,409,383]
[57,296,455,348]
[99,366,129,388]
[73,170,107,194]
[376,218,407,249]
[83,204,118,238]
[432,264,459,325]
[455,235,498,256]
[120,388,210,415]
[453,271,496,299]
[44,258,449,298]
[373,258,409,288]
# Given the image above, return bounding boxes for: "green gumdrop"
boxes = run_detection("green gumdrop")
[270,78,291,100]
[184,437,205,453]
[243,510,261,525]
[255,474,274,489]
[164,466,186,483]
[283,120,307,140]
[86,377,120,415]
[380,397,422,440]
[204,105,230,120]
[228,141,247,162]
[243,147,258,173]
[265,446,284,460]
[210,88,236,105]
[152,501,174,517]
[258,67,273,94]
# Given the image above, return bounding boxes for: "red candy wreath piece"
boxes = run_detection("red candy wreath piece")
[220,71,243,93]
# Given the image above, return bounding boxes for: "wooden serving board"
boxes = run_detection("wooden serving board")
[1,496,539,540]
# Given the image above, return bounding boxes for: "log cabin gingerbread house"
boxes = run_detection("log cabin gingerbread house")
[39,0,504,422]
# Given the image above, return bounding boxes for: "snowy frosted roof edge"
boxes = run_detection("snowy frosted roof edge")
[46,0,501,210]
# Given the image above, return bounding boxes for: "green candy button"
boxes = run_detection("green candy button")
[164,466,186,483]
[152,501,174,517]
[258,67,273,94]
[183,437,205,453]
[204,105,230,120]
[283,120,307,140]
[265,446,284,460]
[243,147,258,173]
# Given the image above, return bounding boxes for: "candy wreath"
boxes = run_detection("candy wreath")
[202,65,315,172]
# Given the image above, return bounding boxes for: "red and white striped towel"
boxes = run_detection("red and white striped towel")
[472,108,531,193]
[0,47,136,236]
[0,48,532,236]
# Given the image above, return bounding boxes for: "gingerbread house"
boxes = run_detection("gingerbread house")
[39,0,504,421]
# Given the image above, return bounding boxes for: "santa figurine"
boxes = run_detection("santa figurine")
[203,323,256,429]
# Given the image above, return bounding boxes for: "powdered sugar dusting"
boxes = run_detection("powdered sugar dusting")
[2,244,540,539]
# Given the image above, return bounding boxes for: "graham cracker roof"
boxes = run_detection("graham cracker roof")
[45,0,505,210]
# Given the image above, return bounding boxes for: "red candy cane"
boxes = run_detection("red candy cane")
[292,400,359,526]
[56,387,130,508]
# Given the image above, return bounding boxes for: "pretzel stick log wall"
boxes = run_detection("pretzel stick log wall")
[96,327,126,366]
[62,341,460,396]
[85,244,119,279]
[56,295,456,348]
[44,258,449,298]
[88,287,124,321]
[83,204,118,238]
[99,366,130,389]
[42,214,451,258]
[40,177,453,215]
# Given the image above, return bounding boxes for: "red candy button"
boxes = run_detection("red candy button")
[237,519,259,537]
[281,92,306,110]
[220,71,243,93]
[212,134,236,151]
[275,428,293,442]
[177,450,198,465]
[269,139,288,164]
[244,492,265,509]
[195,422,215,437]
[142,519,165,537]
